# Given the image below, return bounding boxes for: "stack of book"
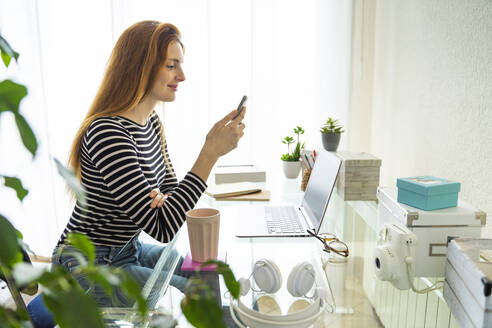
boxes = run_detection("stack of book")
[335,151,381,201]
[214,164,266,184]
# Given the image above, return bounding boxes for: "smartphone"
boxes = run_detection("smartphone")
[232,95,247,120]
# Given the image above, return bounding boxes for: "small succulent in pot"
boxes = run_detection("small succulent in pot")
[320,118,344,151]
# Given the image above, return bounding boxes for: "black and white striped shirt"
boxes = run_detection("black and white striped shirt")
[57,112,207,247]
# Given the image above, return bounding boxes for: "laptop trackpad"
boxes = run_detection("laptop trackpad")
[235,206,268,236]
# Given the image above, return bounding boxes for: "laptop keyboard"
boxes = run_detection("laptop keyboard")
[265,206,303,234]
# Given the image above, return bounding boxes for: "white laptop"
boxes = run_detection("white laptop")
[235,149,342,237]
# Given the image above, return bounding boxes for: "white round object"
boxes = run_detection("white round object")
[234,295,323,328]
[252,259,282,294]
[287,262,315,297]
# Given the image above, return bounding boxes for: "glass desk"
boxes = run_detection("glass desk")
[103,167,460,327]
[148,169,381,328]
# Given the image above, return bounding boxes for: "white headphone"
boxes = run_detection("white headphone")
[229,258,332,328]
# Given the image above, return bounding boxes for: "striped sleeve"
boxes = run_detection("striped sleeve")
[149,112,179,193]
[159,141,179,193]
[85,120,207,243]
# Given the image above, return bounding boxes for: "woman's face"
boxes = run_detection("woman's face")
[150,41,185,102]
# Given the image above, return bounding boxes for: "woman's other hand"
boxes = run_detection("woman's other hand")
[202,107,246,158]
[149,188,170,208]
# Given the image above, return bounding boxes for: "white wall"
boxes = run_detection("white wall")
[348,0,492,235]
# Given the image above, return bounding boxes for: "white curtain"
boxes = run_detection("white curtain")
[0,0,353,255]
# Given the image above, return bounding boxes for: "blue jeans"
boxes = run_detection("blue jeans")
[27,294,56,328]
[51,234,189,307]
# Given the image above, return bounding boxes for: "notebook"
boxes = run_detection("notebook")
[215,190,270,201]
[205,182,261,198]
[181,252,227,271]
[235,149,341,237]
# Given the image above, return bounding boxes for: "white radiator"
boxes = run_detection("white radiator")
[323,193,460,328]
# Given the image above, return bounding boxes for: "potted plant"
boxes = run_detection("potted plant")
[320,117,344,151]
[281,126,304,178]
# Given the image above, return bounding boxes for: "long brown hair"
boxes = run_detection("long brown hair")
[68,21,182,180]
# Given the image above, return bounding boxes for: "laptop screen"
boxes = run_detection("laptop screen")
[301,150,341,233]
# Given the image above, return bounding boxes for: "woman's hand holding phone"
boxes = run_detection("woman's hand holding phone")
[190,96,247,182]
[204,105,246,158]
[232,95,247,120]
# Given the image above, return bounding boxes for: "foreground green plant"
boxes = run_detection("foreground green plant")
[181,260,240,328]
[281,126,305,161]
[0,33,147,328]
[0,226,148,328]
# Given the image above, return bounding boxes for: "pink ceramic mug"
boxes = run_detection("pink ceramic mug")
[185,208,220,263]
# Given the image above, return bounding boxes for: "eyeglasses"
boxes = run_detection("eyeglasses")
[307,230,349,258]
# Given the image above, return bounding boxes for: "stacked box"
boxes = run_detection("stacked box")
[444,238,492,328]
[335,151,381,201]
[397,176,461,210]
[377,187,485,277]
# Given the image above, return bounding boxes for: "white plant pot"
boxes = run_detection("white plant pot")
[282,160,301,179]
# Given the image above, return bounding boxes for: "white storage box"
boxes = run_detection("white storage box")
[444,238,492,328]
[377,187,486,277]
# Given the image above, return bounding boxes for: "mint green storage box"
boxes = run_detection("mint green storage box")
[396,176,461,210]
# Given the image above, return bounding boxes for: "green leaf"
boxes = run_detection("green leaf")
[7,262,40,296]
[214,262,240,299]
[12,262,45,287]
[0,306,30,328]
[43,288,104,328]
[181,293,226,328]
[1,51,11,67]
[120,272,147,317]
[292,142,301,160]
[281,153,298,161]
[0,80,27,113]
[2,176,28,201]
[83,266,120,296]
[67,233,95,264]
[321,117,343,133]
[196,260,240,300]
[0,35,19,67]
[293,126,304,135]
[14,113,37,158]
[0,306,18,328]
[283,136,293,143]
[53,158,87,205]
[0,214,23,268]
[36,266,77,291]
[17,239,34,257]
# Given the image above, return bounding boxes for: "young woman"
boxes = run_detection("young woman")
[51,20,246,307]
